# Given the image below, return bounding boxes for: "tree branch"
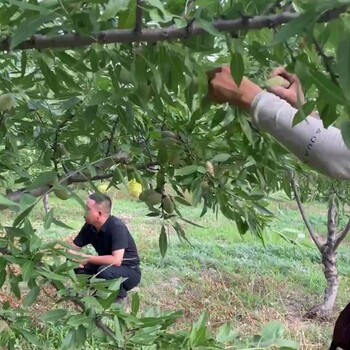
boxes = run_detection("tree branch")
[134,0,144,34]
[290,173,323,251]
[334,216,350,251]
[0,7,346,51]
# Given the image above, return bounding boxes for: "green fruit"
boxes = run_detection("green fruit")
[0,93,15,112]
[48,174,58,186]
[265,76,290,88]
[145,192,162,206]
[54,188,70,200]
[139,189,156,202]
[162,196,174,214]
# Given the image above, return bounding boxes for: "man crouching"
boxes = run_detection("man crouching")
[69,192,141,303]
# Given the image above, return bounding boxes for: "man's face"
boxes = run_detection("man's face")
[85,198,100,225]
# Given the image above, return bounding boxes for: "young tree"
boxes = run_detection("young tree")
[290,172,350,318]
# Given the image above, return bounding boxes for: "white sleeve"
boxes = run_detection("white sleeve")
[250,92,350,180]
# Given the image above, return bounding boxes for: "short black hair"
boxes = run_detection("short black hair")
[89,192,112,214]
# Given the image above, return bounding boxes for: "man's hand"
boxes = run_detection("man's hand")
[267,67,305,109]
[67,249,88,265]
[207,66,262,110]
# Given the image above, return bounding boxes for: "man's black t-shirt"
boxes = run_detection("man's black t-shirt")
[73,215,140,267]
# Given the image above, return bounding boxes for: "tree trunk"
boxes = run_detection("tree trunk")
[305,245,339,319]
[43,193,50,214]
[305,193,339,319]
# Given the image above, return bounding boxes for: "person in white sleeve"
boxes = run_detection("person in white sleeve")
[207,66,350,180]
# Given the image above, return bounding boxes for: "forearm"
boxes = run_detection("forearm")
[250,92,350,180]
[87,254,121,266]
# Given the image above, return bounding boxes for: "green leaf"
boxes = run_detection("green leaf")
[260,321,284,342]
[131,292,140,315]
[273,12,317,45]
[18,329,41,347]
[61,329,76,350]
[38,58,61,93]
[337,28,350,105]
[22,260,35,282]
[319,103,337,128]
[39,270,68,282]
[230,52,244,86]
[27,171,57,190]
[44,209,54,230]
[292,100,316,126]
[52,218,74,230]
[189,311,209,347]
[10,278,21,299]
[309,68,345,106]
[159,225,167,258]
[216,323,237,343]
[99,0,129,21]
[175,165,199,176]
[86,90,110,106]
[118,0,137,29]
[0,194,19,209]
[41,309,68,323]
[24,286,40,308]
[0,270,6,289]
[197,18,220,36]
[81,296,104,312]
[174,196,192,206]
[211,153,231,163]
[10,13,56,49]
[75,325,87,348]
[211,109,226,128]
[341,120,350,150]
[8,0,48,12]
[67,314,91,327]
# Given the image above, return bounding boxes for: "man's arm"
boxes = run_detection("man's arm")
[251,92,350,180]
[85,249,124,267]
[208,66,350,180]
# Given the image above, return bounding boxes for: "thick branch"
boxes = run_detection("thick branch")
[134,0,144,34]
[5,172,114,203]
[0,7,346,51]
[334,217,350,251]
[290,174,322,251]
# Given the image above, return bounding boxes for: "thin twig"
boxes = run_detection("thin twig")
[134,0,144,34]
[1,7,346,51]
[52,114,74,172]
[105,117,119,157]
[312,35,339,86]
[289,173,322,251]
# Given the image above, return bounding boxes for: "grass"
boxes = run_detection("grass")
[2,187,350,349]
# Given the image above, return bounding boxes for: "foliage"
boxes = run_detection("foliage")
[0,0,349,347]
